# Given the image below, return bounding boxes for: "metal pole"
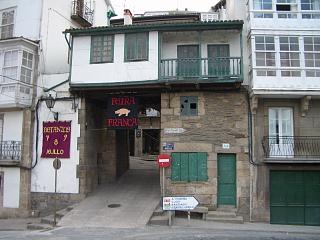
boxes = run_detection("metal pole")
[162,167,165,197]
[54,167,57,227]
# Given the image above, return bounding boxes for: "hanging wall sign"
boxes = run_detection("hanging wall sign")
[106,96,138,129]
[41,121,71,158]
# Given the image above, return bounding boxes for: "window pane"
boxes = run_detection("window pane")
[125,33,148,61]
[91,35,114,63]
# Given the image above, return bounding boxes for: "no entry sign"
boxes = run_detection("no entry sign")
[157,154,171,168]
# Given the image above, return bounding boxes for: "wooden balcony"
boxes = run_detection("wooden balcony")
[160,57,242,82]
[262,136,320,163]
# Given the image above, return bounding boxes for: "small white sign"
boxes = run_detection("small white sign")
[163,196,199,211]
[222,143,230,149]
[164,128,186,134]
[158,158,170,163]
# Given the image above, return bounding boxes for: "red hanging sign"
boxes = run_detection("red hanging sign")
[41,121,71,158]
[106,96,138,129]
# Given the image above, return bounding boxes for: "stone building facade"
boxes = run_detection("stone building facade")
[161,90,250,219]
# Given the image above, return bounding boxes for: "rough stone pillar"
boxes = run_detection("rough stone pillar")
[19,109,34,216]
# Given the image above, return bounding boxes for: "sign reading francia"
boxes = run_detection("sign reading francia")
[163,196,199,211]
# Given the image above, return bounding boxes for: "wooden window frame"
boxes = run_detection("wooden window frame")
[90,35,114,64]
[124,32,149,62]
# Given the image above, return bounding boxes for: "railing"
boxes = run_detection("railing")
[0,141,21,161]
[71,0,94,26]
[262,136,320,159]
[160,57,242,81]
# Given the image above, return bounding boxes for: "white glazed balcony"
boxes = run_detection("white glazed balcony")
[0,81,32,108]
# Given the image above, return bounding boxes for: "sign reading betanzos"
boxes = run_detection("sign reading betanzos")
[106,96,138,129]
[163,196,199,211]
[41,121,71,158]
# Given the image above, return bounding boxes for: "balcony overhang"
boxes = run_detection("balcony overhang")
[70,79,242,94]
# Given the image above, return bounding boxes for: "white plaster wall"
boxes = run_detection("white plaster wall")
[162,31,241,59]
[93,0,109,26]
[71,31,159,84]
[0,168,20,208]
[2,111,23,141]
[0,0,42,40]
[253,77,320,91]
[39,0,108,76]
[226,0,246,20]
[31,98,80,194]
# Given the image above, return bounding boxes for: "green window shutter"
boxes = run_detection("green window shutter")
[180,153,189,181]
[171,153,181,181]
[124,32,148,61]
[197,152,208,181]
[188,153,198,181]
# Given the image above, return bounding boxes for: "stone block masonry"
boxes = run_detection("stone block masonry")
[161,90,250,220]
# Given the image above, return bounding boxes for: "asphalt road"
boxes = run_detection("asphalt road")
[0,226,319,240]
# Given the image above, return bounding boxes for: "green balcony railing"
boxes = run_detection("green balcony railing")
[160,57,242,81]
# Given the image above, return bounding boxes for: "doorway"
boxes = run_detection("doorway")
[217,154,236,206]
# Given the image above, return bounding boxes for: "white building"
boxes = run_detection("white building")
[0,0,113,217]
[215,0,320,226]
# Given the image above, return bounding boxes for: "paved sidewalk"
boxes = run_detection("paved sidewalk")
[0,218,40,231]
[171,217,320,235]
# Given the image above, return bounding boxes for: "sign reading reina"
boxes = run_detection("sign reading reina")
[106,96,138,129]
[41,121,71,158]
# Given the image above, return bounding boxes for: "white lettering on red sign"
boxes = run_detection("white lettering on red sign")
[159,158,170,163]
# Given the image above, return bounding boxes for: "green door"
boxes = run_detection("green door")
[218,154,236,206]
[177,45,199,77]
[207,45,230,77]
[270,171,320,226]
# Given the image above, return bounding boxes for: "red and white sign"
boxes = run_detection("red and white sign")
[157,154,171,168]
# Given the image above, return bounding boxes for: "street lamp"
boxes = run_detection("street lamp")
[45,94,59,121]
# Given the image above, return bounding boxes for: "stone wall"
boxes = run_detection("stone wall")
[161,90,250,220]
[251,99,320,222]
[77,98,102,195]
[31,192,83,216]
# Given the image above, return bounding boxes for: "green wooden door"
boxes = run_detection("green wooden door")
[218,154,236,206]
[270,171,320,226]
[208,45,230,77]
[177,45,199,77]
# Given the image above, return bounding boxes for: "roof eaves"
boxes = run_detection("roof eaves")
[64,20,243,36]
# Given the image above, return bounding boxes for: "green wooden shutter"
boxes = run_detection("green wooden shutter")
[171,153,181,181]
[180,153,189,181]
[188,153,198,181]
[197,152,208,181]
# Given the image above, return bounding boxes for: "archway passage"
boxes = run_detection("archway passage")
[68,93,161,227]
